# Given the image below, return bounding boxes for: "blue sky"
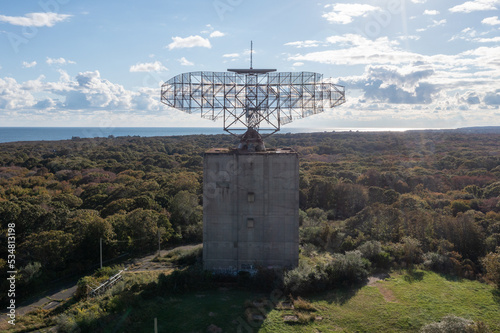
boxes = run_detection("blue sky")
[0,0,499,129]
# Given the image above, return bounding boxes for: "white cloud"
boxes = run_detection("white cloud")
[432,19,447,27]
[411,0,427,3]
[22,61,37,68]
[284,40,322,48]
[0,77,36,109]
[288,33,500,111]
[482,16,500,25]
[484,90,500,105]
[449,0,500,13]
[417,19,447,32]
[449,27,500,43]
[458,92,481,104]
[449,27,477,41]
[65,70,133,109]
[22,75,46,91]
[398,35,421,41]
[0,12,71,27]
[289,34,415,66]
[209,30,225,38]
[423,10,440,15]
[46,57,76,65]
[292,62,304,67]
[129,60,167,72]
[223,53,240,58]
[477,36,500,42]
[167,35,211,50]
[322,3,380,24]
[4,70,165,115]
[201,24,213,34]
[179,57,194,66]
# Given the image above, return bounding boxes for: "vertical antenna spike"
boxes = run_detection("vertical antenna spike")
[250,41,253,69]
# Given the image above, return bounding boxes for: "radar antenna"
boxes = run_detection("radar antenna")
[161,43,346,151]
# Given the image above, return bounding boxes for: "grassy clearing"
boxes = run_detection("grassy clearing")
[3,269,498,332]
[259,270,500,332]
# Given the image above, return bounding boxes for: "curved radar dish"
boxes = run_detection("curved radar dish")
[161,69,345,151]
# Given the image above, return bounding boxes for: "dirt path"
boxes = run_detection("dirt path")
[366,273,397,302]
[0,244,202,323]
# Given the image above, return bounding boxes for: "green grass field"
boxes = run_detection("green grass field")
[258,271,500,332]
[4,270,499,332]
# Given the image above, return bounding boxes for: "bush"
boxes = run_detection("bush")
[284,251,370,295]
[401,237,422,268]
[481,248,500,288]
[75,276,97,300]
[420,315,490,333]
[55,313,78,333]
[423,252,449,272]
[372,251,391,269]
[284,260,327,295]
[95,265,121,279]
[293,297,316,311]
[357,241,382,260]
[327,250,370,285]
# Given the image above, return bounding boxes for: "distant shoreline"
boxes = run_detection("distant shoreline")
[0,126,498,144]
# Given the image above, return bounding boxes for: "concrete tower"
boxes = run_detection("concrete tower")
[203,148,299,271]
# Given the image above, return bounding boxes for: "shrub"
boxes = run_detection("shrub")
[357,240,382,260]
[293,297,316,311]
[327,250,370,285]
[284,261,327,295]
[20,262,42,283]
[285,251,370,295]
[481,248,500,288]
[95,265,121,279]
[55,313,78,333]
[75,276,98,300]
[401,237,422,268]
[423,252,449,273]
[420,315,489,333]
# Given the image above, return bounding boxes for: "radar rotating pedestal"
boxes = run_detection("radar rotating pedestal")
[160,42,346,151]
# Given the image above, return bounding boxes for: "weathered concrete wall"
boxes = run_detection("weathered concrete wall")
[203,148,299,271]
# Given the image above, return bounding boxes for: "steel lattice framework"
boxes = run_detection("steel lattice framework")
[161,71,345,138]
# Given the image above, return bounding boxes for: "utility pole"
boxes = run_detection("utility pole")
[154,317,158,333]
[100,237,103,269]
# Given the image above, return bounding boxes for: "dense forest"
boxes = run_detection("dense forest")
[1,130,500,306]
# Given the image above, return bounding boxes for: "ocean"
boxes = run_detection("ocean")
[0,127,417,144]
[0,127,322,144]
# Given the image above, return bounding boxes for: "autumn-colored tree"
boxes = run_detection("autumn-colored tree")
[481,247,500,288]
[20,230,74,270]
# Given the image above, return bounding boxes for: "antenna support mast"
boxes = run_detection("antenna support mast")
[250,41,253,69]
